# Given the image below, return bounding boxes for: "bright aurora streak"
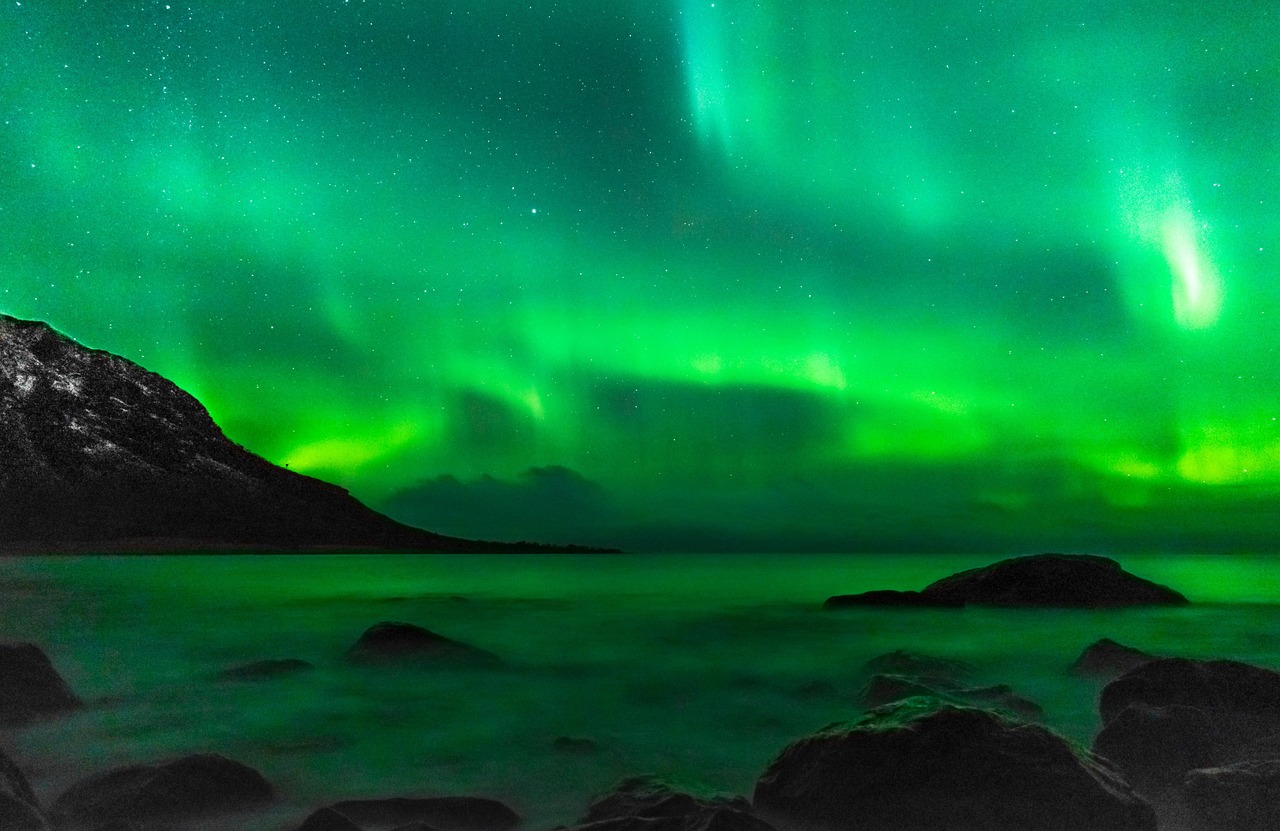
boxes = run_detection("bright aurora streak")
[2,0,1278,552]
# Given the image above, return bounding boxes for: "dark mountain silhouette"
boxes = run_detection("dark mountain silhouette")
[0,314,607,554]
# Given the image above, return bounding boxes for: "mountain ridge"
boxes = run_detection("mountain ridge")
[0,314,609,554]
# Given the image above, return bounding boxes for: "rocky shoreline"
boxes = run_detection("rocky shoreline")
[4,554,1280,831]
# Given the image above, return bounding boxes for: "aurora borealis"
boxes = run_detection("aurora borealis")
[3,1,1279,552]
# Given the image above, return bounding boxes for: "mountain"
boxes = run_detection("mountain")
[0,314,604,553]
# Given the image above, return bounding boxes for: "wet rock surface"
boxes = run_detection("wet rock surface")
[753,698,1156,831]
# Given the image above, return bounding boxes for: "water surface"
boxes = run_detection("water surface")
[2,552,1277,829]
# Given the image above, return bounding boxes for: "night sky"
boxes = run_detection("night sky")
[4,1,1279,552]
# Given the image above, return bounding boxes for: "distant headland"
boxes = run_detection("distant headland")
[0,314,615,555]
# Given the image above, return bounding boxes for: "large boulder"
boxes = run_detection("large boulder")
[1095,658,1280,797]
[0,748,48,831]
[1181,760,1280,831]
[49,753,274,829]
[569,777,775,831]
[0,642,81,725]
[326,797,520,831]
[918,554,1188,608]
[344,623,503,668]
[1069,639,1159,678]
[1099,658,1280,731]
[753,699,1156,831]
[1092,704,1217,791]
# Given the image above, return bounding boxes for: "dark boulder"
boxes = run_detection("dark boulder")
[344,623,503,668]
[1099,658,1280,730]
[295,807,362,831]
[823,591,957,609]
[918,554,1188,608]
[571,777,775,831]
[1069,639,1159,678]
[215,659,315,681]
[1092,704,1217,791]
[753,699,1156,831]
[49,753,274,829]
[858,650,973,685]
[1182,760,1280,831]
[327,797,519,831]
[0,642,81,725]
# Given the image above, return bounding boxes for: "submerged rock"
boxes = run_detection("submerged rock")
[49,753,275,829]
[753,698,1156,831]
[858,650,973,685]
[0,642,81,726]
[326,797,519,831]
[215,658,316,681]
[344,622,503,668]
[295,807,362,831]
[572,777,775,831]
[1182,760,1280,831]
[918,554,1188,608]
[823,590,957,609]
[1069,639,1159,678]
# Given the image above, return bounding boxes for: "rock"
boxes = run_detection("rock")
[858,650,973,685]
[1069,639,1159,678]
[0,642,81,725]
[215,658,315,681]
[295,807,362,831]
[344,623,503,668]
[390,824,443,831]
[1182,760,1280,831]
[1092,704,1217,790]
[327,797,520,831]
[571,777,775,831]
[753,698,1156,831]
[918,554,1188,608]
[823,590,958,609]
[49,753,274,829]
[1099,658,1280,732]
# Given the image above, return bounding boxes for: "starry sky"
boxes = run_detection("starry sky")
[4,0,1279,552]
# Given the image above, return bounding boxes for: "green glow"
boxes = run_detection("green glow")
[4,0,1280,550]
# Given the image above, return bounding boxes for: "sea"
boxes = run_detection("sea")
[3,552,1279,829]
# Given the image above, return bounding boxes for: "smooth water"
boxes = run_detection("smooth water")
[3,553,1280,830]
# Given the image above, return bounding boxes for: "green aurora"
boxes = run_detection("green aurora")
[3,0,1279,551]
